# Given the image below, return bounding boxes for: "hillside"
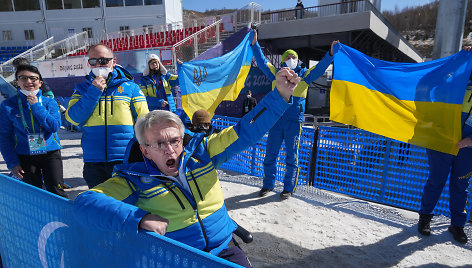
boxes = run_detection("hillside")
[382,0,472,58]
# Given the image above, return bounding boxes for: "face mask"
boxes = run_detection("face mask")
[246,95,251,98]
[20,89,39,96]
[285,58,298,69]
[92,67,113,78]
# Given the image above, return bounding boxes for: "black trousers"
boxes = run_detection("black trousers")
[83,161,122,189]
[18,150,67,198]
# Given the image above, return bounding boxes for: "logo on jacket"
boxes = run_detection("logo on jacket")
[141,176,153,184]
[117,86,124,94]
[193,66,207,86]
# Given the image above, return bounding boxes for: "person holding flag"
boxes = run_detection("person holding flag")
[418,67,472,244]
[252,30,339,199]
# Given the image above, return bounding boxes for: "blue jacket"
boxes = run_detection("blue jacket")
[74,89,291,255]
[252,42,333,121]
[138,73,179,112]
[65,65,149,163]
[462,84,472,139]
[0,91,62,169]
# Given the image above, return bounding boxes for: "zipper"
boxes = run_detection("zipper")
[104,88,108,162]
[190,172,204,201]
[163,184,185,210]
[250,107,266,124]
[195,209,210,250]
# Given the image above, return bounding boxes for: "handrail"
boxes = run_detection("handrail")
[172,19,222,66]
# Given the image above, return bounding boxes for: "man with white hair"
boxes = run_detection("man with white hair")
[138,54,179,111]
[74,68,300,267]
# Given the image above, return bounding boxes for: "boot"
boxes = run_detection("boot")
[418,214,433,236]
[448,225,468,244]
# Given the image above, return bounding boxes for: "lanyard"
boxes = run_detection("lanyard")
[17,94,42,134]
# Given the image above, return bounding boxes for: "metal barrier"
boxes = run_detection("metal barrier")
[211,116,471,220]
[313,126,472,219]
[212,115,315,185]
[0,174,240,267]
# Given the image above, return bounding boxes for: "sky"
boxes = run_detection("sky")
[182,0,437,13]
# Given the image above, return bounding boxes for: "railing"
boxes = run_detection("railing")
[0,174,240,267]
[212,115,472,221]
[260,0,376,24]
[0,32,88,80]
[172,20,222,66]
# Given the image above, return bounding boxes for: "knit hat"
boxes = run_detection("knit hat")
[143,54,163,76]
[192,109,212,125]
[282,49,298,62]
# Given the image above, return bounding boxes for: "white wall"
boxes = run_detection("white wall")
[0,0,182,47]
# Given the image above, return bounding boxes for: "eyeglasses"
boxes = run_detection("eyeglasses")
[88,57,113,66]
[146,137,183,151]
[18,75,40,82]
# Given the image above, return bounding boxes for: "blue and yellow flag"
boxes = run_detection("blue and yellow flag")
[178,31,254,120]
[331,43,472,155]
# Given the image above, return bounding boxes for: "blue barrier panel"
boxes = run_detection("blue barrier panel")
[313,126,472,220]
[0,174,241,267]
[212,115,314,185]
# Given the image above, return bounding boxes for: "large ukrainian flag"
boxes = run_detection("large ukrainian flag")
[331,43,472,155]
[178,31,254,119]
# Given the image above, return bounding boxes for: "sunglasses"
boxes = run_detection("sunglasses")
[18,75,40,82]
[88,57,113,66]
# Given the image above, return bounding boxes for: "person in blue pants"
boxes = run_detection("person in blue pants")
[418,76,472,244]
[251,30,338,199]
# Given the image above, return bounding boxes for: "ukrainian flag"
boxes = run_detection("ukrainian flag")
[331,43,472,155]
[178,31,254,120]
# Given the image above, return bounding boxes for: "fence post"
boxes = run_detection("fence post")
[308,127,320,186]
[378,138,392,202]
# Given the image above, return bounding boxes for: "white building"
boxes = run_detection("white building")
[0,0,183,47]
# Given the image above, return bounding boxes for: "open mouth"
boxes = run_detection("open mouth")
[166,159,176,168]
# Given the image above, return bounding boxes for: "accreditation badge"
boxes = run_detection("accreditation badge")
[28,133,47,155]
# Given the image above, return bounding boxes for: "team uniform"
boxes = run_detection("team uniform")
[139,72,179,112]
[66,65,149,187]
[74,89,290,264]
[252,42,333,193]
[419,85,472,227]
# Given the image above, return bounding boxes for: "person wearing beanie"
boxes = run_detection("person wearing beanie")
[251,29,339,200]
[138,54,179,112]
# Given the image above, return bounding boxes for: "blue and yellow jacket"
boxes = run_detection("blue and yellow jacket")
[252,42,333,122]
[74,89,291,255]
[0,90,62,169]
[66,66,149,163]
[138,73,178,112]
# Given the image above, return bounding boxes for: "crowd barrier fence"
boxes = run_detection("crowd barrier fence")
[0,175,241,267]
[213,116,472,220]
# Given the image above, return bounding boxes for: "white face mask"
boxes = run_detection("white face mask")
[20,89,39,96]
[92,67,113,78]
[285,58,298,69]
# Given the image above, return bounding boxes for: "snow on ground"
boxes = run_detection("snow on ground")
[1,129,471,267]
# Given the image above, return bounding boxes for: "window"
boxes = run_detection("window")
[25,30,35,40]
[83,0,100,8]
[144,0,162,5]
[14,0,40,11]
[143,25,153,34]
[125,0,142,6]
[46,0,62,9]
[64,0,81,9]
[106,0,123,7]
[3,31,12,41]
[83,27,93,38]
[0,0,14,11]
[120,26,130,36]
